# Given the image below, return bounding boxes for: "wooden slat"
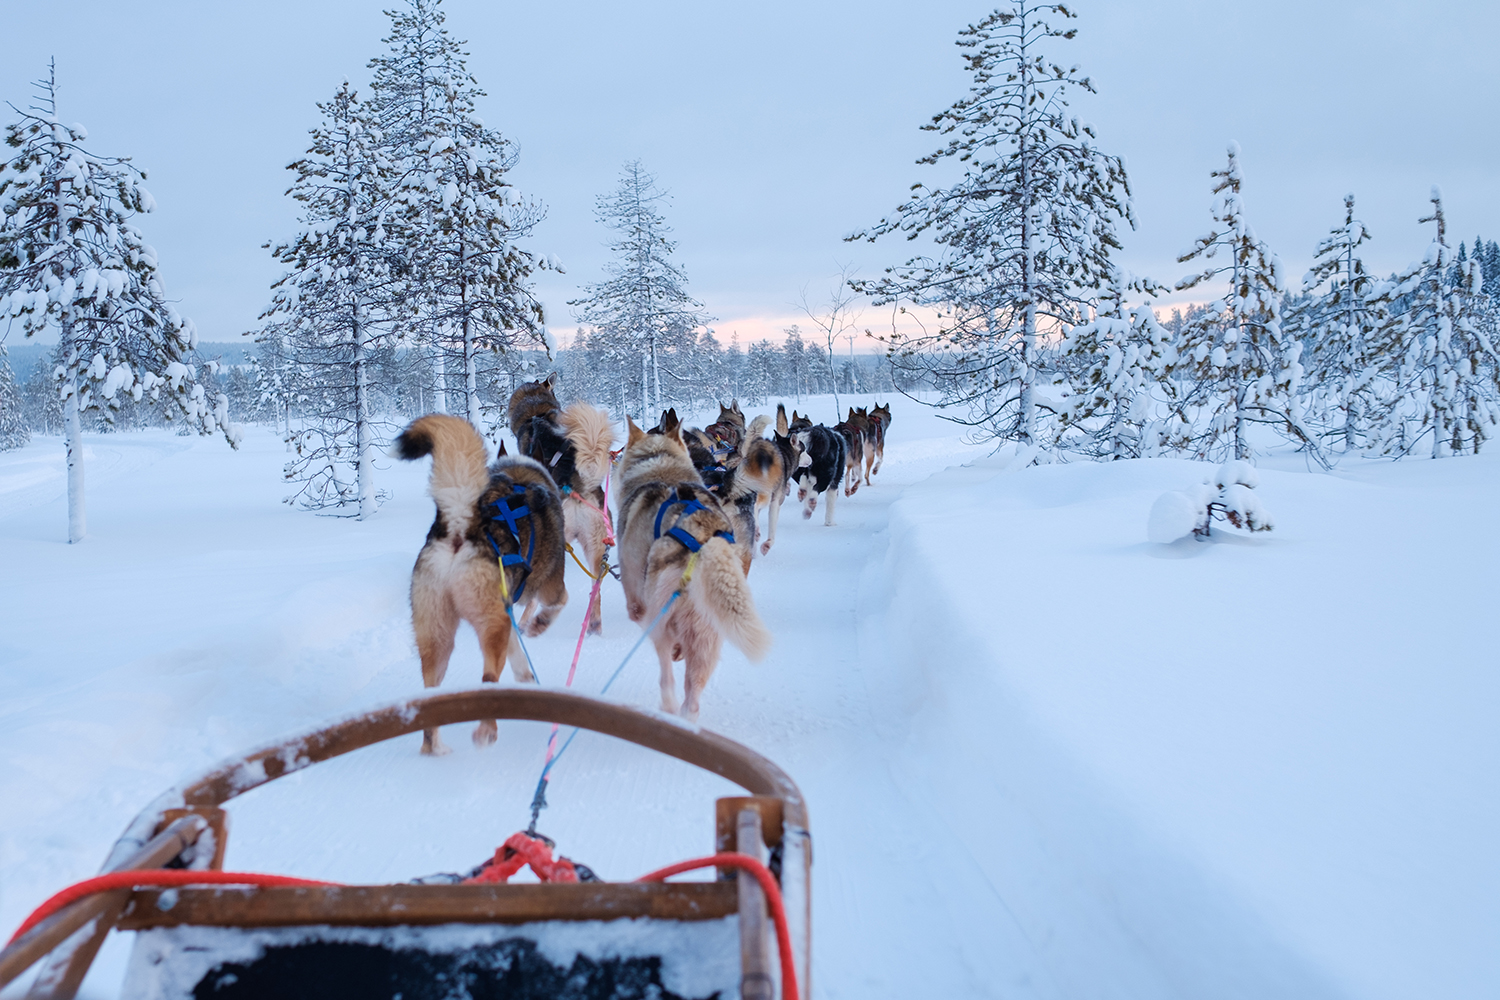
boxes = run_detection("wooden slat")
[737,809,774,1000]
[0,816,207,996]
[117,882,738,929]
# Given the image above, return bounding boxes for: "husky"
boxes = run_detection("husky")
[833,407,868,497]
[393,415,568,755]
[742,405,801,555]
[702,400,747,455]
[788,411,846,526]
[615,410,771,720]
[506,374,615,634]
[654,408,768,574]
[868,402,891,476]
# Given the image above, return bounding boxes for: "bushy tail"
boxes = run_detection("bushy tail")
[739,438,782,498]
[560,402,615,492]
[688,537,771,661]
[391,415,489,535]
[746,414,770,440]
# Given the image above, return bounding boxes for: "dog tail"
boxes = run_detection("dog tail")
[738,438,781,497]
[746,414,770,440]
[560,402,615,492]
[392,415,489,535]
[689,537,770,661]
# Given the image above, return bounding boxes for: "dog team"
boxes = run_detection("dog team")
[392,376,893,752]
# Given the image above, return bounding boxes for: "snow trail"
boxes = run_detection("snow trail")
[3,399,1496,999]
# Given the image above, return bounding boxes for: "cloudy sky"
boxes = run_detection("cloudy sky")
[4,0,1497,348]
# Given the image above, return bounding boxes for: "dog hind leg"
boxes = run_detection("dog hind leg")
[824,485,838,526]
[653,629,680,715]
[761,492,782,555]
[472,612,514,747]
[414,593,458,756]
[680,624,724,722]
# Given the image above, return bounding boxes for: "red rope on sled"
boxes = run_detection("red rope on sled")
[6,870,337,945]
[462,831,588,885]
[637,853,799,1000]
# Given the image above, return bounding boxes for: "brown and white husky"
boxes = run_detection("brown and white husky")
[506,374,615,634]
[615,410,771,720]
[393,415,568,755]
[742,405,802,555]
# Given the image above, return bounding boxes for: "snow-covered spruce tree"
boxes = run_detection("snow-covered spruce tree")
[1056,269,1173,459]
[848,3,1134,449]
[1283,194,1389,453]
[1170,143,1316,464]
[0,344,27,450]
[265,80,405,518]
[368,0,553,429]
[0,67,236,541]
[569,161,711,421]
[1369,188,1499,458]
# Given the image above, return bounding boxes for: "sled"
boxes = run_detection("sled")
[0,689,811,1000]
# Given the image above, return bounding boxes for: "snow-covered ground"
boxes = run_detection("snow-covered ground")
[1,396,1495,999]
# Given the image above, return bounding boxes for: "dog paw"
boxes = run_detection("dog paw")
[680,704,701,723]
[760,541,772,555]
[588,620,603,637]
[660,695,680,715]
[472,721,498,748]
[421,732,452,757]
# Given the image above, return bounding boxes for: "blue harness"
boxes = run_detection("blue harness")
[485,484,535,605]
[653,497,735,553]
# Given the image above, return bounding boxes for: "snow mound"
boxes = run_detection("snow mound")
[1147,486,1209,543]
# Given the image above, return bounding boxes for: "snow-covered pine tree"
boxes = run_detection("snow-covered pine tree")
[0,344,27,450]
[0,66,236,541]
[368,0,553,429]
[848,2,1134,449]
[1170,143,1315,463]
[265,80,404,518]
[1284,194,1389,453]
[569,161,710,421]
[1369,188,1500,458]
[1057,270,1172,459]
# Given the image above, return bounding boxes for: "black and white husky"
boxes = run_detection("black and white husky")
[787,411,845,526]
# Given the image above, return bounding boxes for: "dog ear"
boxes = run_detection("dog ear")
[661,408,682,439]
[732,399,742,415]
[776,404,788,437]
[496,438,509,456]
[544,372,558,388]
[626,417,645,446]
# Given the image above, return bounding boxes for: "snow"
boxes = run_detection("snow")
[2,395,1497,999]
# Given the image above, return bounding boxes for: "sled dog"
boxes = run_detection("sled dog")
[868,402,891,477]
[702,400,747,455]
[615,410,771,720]
[506,374,615,634]
[742,405,800,555]
[393,415,568,755]
[788,411,846,526]
[834,408,868,497]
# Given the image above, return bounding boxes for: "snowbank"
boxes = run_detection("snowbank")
[867,451,1499,999]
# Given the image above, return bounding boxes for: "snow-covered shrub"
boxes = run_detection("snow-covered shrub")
[1147,460,1275,543]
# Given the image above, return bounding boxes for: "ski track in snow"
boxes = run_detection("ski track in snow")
[1,397,1496,999]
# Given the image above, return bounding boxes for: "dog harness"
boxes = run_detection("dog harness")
[653,497,735,553]
[486,484,535,604]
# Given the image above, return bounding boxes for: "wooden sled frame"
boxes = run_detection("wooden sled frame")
[0,689,812,1000]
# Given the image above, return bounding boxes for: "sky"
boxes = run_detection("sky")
[3,0,1498,349]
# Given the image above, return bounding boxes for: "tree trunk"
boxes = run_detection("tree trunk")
[432,341,448,415]
[355,308,373,521]
[651,337,662,419]
[641,346,649,422]
[61,319,86,544]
